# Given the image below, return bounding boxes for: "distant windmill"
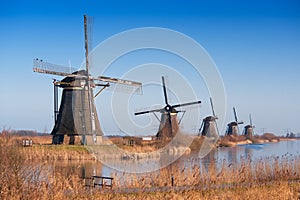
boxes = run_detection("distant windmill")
[243,114,255,138]
[134,76,201,139]
[33,15,142,145]
[199,97,219,137]
[225,107,243,136]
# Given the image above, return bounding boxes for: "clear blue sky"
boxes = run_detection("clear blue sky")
[0,0,299,136]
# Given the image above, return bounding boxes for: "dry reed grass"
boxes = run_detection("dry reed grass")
[0,134,299,199]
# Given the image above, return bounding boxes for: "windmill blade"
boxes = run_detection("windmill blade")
[84,14,97,142]
[84,14,90,73]
[162,76,169,105]
[233,107,244,123]
[175,110,185,113]
[152,112,160,122]
[198,120,204,136]
[135,110,152,115]
[167,111,173,137]
[210,97,216,117]
[172,100,201,108]
[86,15,94,59]
[208,98,219,136]
[214,120,220,136]
[33,59,77,77]
[233,107,238,122]
[233,107,244,135]
[97,76,142,87]
[134,108,162,115]
[85,15,141,96]
[84,15,96,73]
[95,76,143,95]
[250,114,255,135]
[178,110,186,125]
[104,83,143,95]
[33,58,143,95]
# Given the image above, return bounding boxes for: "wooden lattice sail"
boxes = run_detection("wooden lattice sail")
[33,15,142,145]
[135,76,201,139]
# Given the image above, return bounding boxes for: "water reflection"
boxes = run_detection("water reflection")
[52,140,300,178]
[201,149,217,172]
[52,161,103,178]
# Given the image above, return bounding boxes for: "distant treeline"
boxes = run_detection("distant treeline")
[0,129,49,136]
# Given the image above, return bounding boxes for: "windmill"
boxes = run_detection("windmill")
[199,97,219,137]
[243,114,255,138]
[134,76,201,139]
[225,107,243,136]
[33,15,142,145]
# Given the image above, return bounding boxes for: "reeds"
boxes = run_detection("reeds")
[0,134,299,199]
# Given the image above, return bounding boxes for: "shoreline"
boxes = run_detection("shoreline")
[2,134,299,161]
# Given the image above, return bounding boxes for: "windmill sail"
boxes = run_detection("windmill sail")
[33,15,143,145]
[99,76,143,95]
[135,76,201,139]
[33,59,77,76]
[84,14,99,143]
[33,59,142,94]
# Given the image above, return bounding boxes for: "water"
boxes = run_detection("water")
[217,140,300,161]
[54,140,300,177]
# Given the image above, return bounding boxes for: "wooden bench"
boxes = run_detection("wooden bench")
[22,139,33,147]
[83,177,94,187]
[83,176,113,189]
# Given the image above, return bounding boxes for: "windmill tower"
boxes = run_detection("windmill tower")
[134,76,201,139]
[225,107,243,136]
[243,114,255,138]
[199,97,219,137]
[50,70,102,144]
[33,15,142,145]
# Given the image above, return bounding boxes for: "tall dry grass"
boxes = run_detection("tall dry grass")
[0,134,299,199]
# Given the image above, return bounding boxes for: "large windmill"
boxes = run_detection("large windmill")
[199,97,219,137]
[134,76,201,139]
[225,107,243,136]
[243,114,255,138]
[33,15,142,145]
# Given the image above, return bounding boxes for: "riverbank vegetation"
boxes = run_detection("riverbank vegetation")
[0,134,300,199]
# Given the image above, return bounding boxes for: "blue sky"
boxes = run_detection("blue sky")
[0,0,299,136]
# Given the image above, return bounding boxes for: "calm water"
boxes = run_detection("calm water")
[54,140,300,177]
[209,139,300,163]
